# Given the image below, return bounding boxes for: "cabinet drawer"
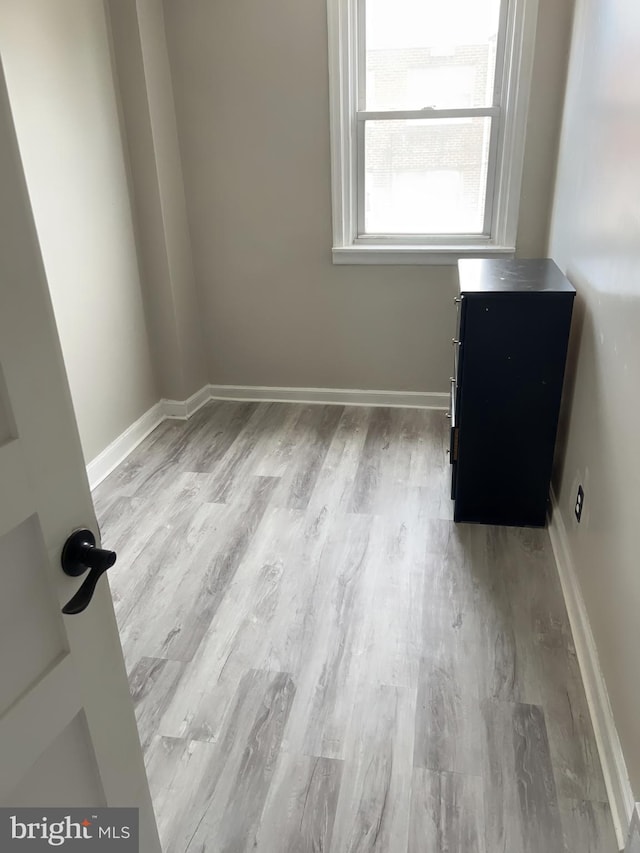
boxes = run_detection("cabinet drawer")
[449,425,459,464]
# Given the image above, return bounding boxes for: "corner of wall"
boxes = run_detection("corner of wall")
[105,0,208,402]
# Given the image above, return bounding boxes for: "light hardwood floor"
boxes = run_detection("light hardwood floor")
[93,401,618,853]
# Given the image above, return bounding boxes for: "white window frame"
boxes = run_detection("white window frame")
[327,0,540,264]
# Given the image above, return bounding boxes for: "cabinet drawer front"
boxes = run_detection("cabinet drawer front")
[449,425,459,464]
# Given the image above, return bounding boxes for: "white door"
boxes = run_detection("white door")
[0,54,161,852]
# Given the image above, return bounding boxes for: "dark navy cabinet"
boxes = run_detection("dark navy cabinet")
[450,259,575,527]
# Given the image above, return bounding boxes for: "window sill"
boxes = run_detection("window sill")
[331,244,516,266]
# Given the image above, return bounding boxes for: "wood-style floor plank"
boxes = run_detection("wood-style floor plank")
[115,499,228,665]
[152,668,296,852]
[330,683,416,853]
[483,700,566,853]
[204,670,296,853]
[281,514,377,760]
[348,407,393,514]
[258,503,346,678]
[252,754,343,852]
[207,402,290,504]
[94,400,616,853]
[155,504,301,742]
[272,403,344,510]
[414,604,485,776]
[129,656,184,751]
[409,768,486,853]
[360,518,424,690]
[559,799,618,853]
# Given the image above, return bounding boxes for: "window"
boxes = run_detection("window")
[327,0,539,264]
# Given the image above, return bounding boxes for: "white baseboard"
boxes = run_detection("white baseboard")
[162,385,212,420]
[86,387,210,489]
[86,402,165,490]
[207,384,448,409]
[87,383,447,490]
[548,488,634,850]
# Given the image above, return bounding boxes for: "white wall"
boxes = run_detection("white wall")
[549,0,640,798]
[162,0,575,393]
[0,0,158,463]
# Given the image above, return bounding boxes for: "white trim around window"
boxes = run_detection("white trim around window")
[327,0,540,265]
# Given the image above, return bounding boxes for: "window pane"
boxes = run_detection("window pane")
[365,0,502,110]
[363,118,492,234]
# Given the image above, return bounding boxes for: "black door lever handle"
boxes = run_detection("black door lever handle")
[61,528,117,615]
